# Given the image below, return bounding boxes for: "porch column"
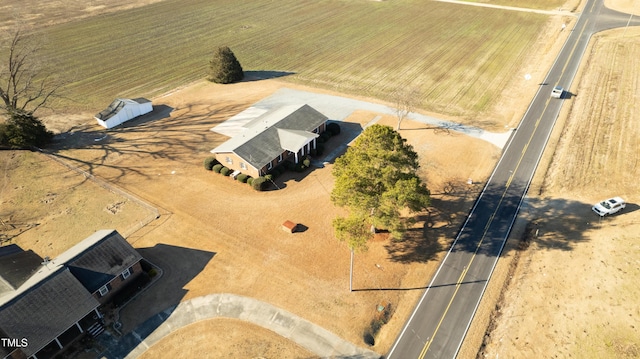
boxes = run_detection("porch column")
[76,322,83,333]
[295,152,299,163]
[54,338,63,349]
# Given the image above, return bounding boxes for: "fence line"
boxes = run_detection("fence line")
[37,149,161,238]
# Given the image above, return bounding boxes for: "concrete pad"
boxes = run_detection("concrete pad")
[210,106,268,137]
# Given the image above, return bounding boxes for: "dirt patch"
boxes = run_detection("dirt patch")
[479,27,640,358]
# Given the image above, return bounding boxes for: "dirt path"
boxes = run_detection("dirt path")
[435,0,577,15]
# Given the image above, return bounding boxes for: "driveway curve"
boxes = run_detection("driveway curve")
[101,293,381,359]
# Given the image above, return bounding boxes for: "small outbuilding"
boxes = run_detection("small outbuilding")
[95,98,153,129]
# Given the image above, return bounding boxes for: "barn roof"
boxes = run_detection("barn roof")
[94,98,151,121]
[211,104,326,169]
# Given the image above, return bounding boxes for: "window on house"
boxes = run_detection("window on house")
[98,285,109,297]
[225,156,233,164]
[240,162,247,170]
[121,268,131,280]
[267,162,273,170]
[278,154,283,162]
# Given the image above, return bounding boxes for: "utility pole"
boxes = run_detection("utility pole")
[349,248,354,292]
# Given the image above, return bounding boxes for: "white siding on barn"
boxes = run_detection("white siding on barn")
[95,98,153,129]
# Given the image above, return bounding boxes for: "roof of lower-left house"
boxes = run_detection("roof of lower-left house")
[0,229,142,356]
[0,269,100,357]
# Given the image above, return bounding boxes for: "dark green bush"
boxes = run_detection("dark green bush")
[265,174,273,181]
[212,164,223,173]
[220,167,231,176]
[303,158,311,167]
[237,173,248,183]
[252,176,267,191]
[0,110,53,148]
[204,157,218,170]
[327,122,341,135]
[247,177,254,185]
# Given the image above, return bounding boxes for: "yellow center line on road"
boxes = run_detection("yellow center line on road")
[416,10,594,356]
[415,65,576,359]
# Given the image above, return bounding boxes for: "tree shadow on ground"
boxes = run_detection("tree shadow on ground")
[119,105,173,128]
[242,70,295,82]
[43,102,245,184]
[383,215,444,264]
[385,177,612,264]
[98,243,215,358]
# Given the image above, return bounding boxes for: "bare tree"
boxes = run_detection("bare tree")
[391,87,421,131]
[0,26,64,116]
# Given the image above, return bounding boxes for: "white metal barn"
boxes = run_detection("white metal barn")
[95,98,153,129]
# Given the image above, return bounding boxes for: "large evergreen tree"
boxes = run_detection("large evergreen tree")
[208,46,244,84]
[0,109,53,148]
[331,124,430,250]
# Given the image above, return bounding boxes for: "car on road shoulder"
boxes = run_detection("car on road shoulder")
[551,86,564,98]
[592,197,626,216]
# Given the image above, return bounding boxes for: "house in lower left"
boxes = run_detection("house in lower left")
[0,230,144,359]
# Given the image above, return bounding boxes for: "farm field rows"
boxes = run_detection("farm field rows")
[12,0,550,128]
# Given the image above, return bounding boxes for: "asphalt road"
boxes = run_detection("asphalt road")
[387,2,639,358]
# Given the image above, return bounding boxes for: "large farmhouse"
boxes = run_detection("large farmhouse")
[0,230,144,359]
[94,98,153,129]
[211,104,328,178]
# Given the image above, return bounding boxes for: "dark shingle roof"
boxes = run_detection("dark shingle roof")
[0,245,43,295]
[59,230,142,292]
[212,104,327,169]
[0,269,100,356]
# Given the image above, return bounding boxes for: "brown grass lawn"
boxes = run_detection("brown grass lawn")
[605,0,640,15]
[2,76,500,357]
[0,151,155,257]
[47,79,500,355]
[5,0,639,357]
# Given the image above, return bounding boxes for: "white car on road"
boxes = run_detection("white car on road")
[592,197,626,216]
[550,86,564,98]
